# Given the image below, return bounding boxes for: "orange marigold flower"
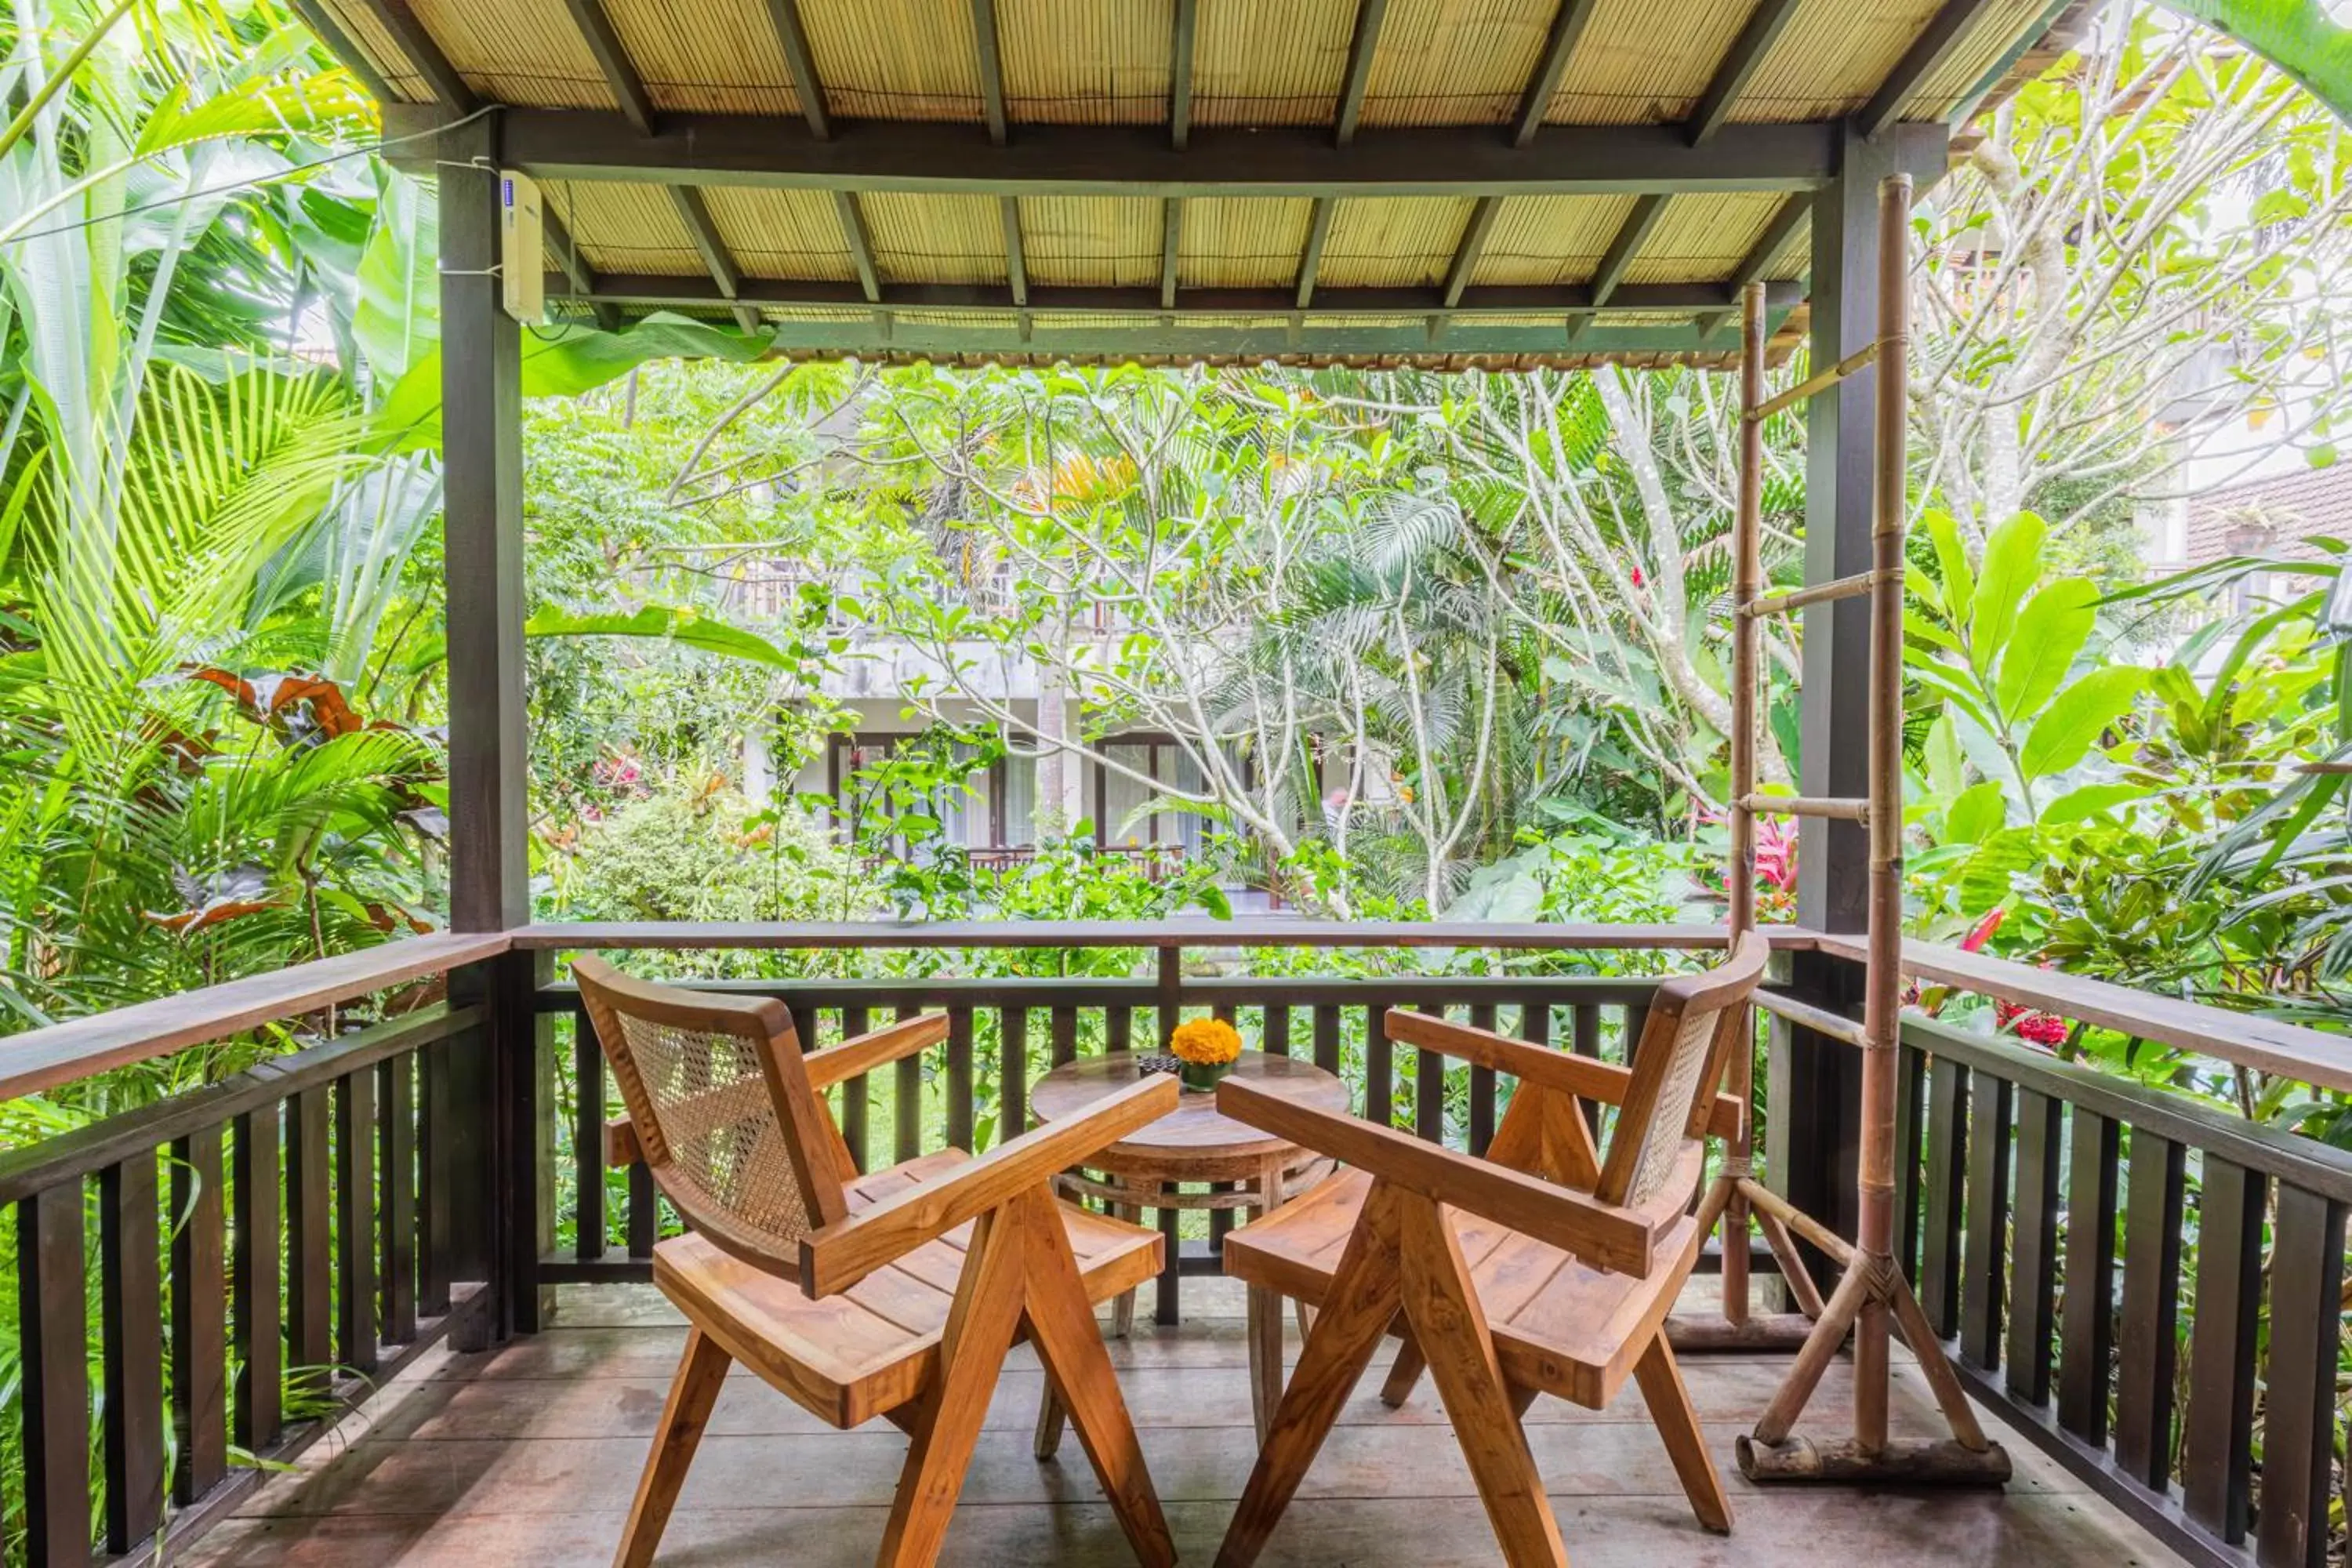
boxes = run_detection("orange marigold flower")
[1168,1018,1243,1067]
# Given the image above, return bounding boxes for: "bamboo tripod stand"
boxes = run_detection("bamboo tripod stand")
[1677,174,2011,1484]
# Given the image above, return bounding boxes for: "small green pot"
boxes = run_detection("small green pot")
[1179,1058,1233,1094]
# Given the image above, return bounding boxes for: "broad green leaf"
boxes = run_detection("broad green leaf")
[1994,577,2098,719]
[2040,782,2147,824]
[1944,780,2008,845]
[352,176,439,386]
[1958,828,2037,915]
[1969,513,2046,673]
[1923,713,1964,799]
[524,604,801,667]
[2019,666,2146,779]
[1922,509,1973,622]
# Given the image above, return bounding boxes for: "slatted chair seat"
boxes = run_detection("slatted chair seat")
[1211,933,1769,1568]
[660,1160,1163,1429]
[1225,1155,1703,1410]
[574,957,1179,1568]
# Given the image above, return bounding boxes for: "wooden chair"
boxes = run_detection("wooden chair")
[572,957,1181,1568]
[1214,933,1770,1568]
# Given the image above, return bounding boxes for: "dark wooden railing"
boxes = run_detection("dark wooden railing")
[0,993,490,1566]
[6,920,2352,1568]
[1898,1012,2350,1568]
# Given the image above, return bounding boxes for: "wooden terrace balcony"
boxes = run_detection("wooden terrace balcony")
[2,920,2347,1567]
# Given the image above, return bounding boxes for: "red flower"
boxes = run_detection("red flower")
[1629,564,1646,587]
[1994,997,2068,1047]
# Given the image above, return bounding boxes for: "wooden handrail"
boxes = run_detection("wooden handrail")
[1817,932,2352,1095]
[515,919,1796,950]
[0,932,510,1104]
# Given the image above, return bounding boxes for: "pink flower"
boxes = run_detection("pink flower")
[1994,997,2068,1047]
[1960,909,2005,953]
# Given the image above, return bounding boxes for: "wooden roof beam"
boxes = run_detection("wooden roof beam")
[1295,197,1336,310]
[567,276,1802,317]
[1441,196,1501,310]
[1161,198,1183,310]
[1512,0,1602,147]
[459,111,1951,197]
[283,0,397,103]
[835,191,882,303]
[1860,0,2002,140]
[1334,0,1391,146]
[972,0,1008,147]
[668,187,760,332]
[1685,0,1804,145]
[1170,0,1198,151]
[1570,191,1667,341]
[760,0,831,140]
[560,0,655,136]
[350,0,475,111]
[1698,191,1809,336]
[541,206,620,331]
[1000,196,1028,307]
[532,309,1783,364]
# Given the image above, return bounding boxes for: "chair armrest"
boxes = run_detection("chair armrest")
[800,1074,1179,1296]
[1384,1008,1743,1141]
[1216,1076,1664,1277]
[804,1012,951,1092]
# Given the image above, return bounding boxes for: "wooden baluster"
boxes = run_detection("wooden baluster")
[1264,1004,1290,1059]
[18,1181,93,1568]
[287,1086,333,1399]
[839,1003,870,1175]
[2113,1130,2185,1490]
[381,1053,418,1345]
[1893,1042,1926,1276]
[1051,1005,1079,1068]
[1412,1004,1445,1143]
[2256,1183,2345,1567]
[234,1105,282,1453]
[1467,1002,1497,1156]
[1312,1004,1341,1080]
[1001,1006,1030,1139]
[2054,1106,2119,1445]
[1106,1004,1132,1054]
[173,1126,230,1501]
[628,1162,658,1258]
[1364,1004,1392,1127]
[1919,1057,1968,1338]
[573,999,604,1262]
[2183,1156,2264,1544]
[946,1005,976,1151]
[100,1153,165,1552]
[336,1069,379,1375]
[894,1002,924,1164]
[419,1036,452,1316]
[2003,1088,2060,1406]
[1958,1071,2012,1370]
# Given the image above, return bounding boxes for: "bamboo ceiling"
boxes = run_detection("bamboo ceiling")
[309,0,2078,368]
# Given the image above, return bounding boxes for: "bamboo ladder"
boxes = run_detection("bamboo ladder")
[1690,173,2011,1484]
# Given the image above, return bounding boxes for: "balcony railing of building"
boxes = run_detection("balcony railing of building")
[2,920,2350,1568]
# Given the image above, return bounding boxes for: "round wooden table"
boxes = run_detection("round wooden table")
[1029,1049,1350,1440]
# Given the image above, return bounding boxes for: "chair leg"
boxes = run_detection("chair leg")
[1632,1331,1733,1534]
[1218,1181,1406,1568]
[1396,1194,1567,1568]
[877,1205,1032,1568]
[1022,1188,1178,1568]
[1112,1200,1142,1339]
[1378,1331,1426,1409]
[1247,1283,1286,1442]
[614,1327,731,1568]
[1032,1386,1069,1461]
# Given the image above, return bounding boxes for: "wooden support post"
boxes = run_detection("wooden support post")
[438,114,544,1338]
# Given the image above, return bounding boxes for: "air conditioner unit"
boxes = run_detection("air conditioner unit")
[499,170,545,324]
